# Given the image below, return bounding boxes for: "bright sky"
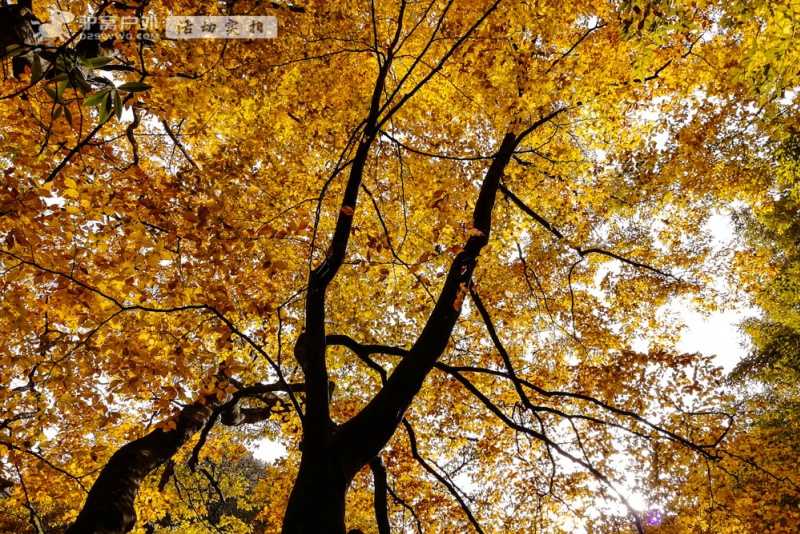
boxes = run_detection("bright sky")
[677,306,751,371]
[676,210,754,371]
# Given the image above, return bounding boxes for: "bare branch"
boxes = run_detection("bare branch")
[499,183,680,280]
[161,118,199,169]
[402,420,485,534]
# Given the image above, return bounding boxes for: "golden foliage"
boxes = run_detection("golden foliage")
[1,0,799,532]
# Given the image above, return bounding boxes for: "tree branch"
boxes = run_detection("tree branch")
[161,118,199,169]
[66,374,293,534]
[442,367,647,534]
[369,456,391,534]
[499,183,680,280]
[188,381,308,470]
[299,10,401,453]
[402,420,485,534]
[334,131,519,475]
[326,333,409,384]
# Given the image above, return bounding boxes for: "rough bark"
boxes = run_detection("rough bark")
[0,0,40,78]
[66,380,294,534]
[66,398,220,534]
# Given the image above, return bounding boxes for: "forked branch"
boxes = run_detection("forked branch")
[66,376,293,534]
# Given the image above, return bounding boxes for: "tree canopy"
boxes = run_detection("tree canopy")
[1,0,799,533]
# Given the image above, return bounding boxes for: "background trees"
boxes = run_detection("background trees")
[1,0,799,532]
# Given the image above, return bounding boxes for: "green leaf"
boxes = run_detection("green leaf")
[98,95,113,123]
[4,44,26,58]
[98,102,111,124]
[31,54,43,84]
[44,86,58,102]
[82,89,111,108]
[57,79,69,101]
[80,56,115,68]
[54,55,73,71]
[117,82,153,93]
[52,105,63,120]
[74,75,92,96]
[63,105,73,126]
[114,89,123,120]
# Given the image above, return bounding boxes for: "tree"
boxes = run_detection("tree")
[1,0,799,533]
[699,128,800,534]
[733,127,800,376]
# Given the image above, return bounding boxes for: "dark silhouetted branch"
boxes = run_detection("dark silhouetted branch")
[402,420,485,534]
[369,456,391,534]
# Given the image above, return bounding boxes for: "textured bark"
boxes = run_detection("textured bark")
[67,380,292,534]
[280,441,350,534]
[0,1,40,78]
[66,399,218,534]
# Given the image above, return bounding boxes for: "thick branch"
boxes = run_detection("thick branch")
[333,132,519,475]
[369,456,391,534]
[66,391,224,534]
[189,382,307,469]
[326,334,409,383]
[300,20,400,453]
[67,380,292,534]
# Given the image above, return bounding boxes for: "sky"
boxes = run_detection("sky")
[675,210,755,371]
[676,306,751,371]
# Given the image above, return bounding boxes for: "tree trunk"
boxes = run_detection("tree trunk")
[281,444,351,534]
